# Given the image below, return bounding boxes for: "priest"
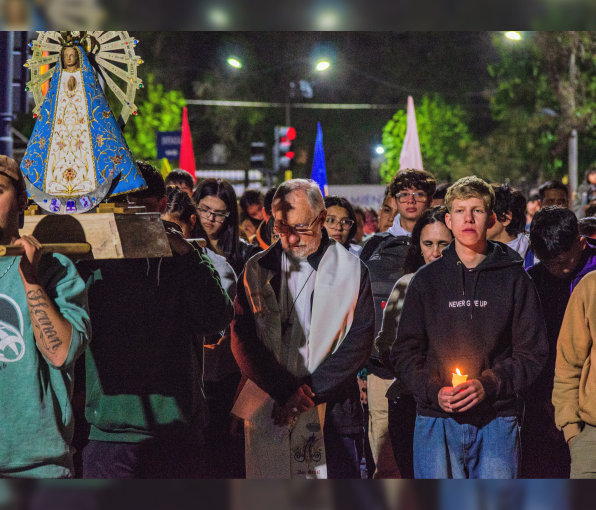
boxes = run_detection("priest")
[231,179,374,479]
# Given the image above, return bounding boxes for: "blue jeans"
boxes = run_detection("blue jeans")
[414,415,520,479]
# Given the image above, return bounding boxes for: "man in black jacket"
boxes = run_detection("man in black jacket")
[390,176,548,479]
[231,179,374,479]
[80,163,234,478]
[522,207,596,478]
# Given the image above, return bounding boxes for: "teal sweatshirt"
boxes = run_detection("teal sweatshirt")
[0,253,90,478]
[79,249,234,443]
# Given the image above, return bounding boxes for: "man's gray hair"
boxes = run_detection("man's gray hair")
[272,179,325,214]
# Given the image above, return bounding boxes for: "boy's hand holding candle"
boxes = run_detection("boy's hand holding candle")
[438,368,486,413]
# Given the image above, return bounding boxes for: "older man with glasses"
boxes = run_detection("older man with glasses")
[231,179,374,479]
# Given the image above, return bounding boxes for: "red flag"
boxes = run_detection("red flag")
[179,107,196,182]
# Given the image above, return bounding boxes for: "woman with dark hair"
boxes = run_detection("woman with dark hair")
[162,186,236,298]
[375,206,452,478]
[402,206,453,275]
[161,186,200,239]
[323,196,361,255]
[193,178,261,275]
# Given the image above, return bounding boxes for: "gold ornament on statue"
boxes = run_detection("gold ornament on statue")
[25,31,143,124]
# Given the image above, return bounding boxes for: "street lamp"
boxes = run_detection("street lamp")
[208,8,230,28]
[316,60,330,72]
[227,57,242,69]
[505,31,522,41]
[375,145,385,155]
[317,11,339,30]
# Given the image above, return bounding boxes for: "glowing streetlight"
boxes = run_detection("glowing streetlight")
[505,31,522,41]
[316,60,330,72]
[375,145,385,155]
[318,11,339,30]
[227,57,242,69]
[208,8,229,28]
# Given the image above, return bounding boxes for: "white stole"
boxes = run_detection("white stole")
[233,240,361,479]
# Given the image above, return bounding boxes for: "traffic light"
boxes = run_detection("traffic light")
[273,126,296,174]
[250,142,266,171]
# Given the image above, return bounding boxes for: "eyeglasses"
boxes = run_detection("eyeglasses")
[274,212,323,236]
[197,206,230,224]
[325,217,354,229]
[395,191,428,203]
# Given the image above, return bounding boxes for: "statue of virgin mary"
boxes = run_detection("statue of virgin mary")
[21,31,146,214]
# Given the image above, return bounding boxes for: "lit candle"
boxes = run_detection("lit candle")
[452,368,468,388]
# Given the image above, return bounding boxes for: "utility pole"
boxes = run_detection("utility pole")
[569,47,578,196]
[0,31,14,157]
[285,81,295,126]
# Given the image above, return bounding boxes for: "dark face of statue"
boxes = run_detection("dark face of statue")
[62,47,79,72]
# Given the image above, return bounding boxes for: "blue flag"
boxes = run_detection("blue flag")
[310,122,328,196]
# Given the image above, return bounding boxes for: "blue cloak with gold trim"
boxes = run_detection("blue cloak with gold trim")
[21,46,145,213]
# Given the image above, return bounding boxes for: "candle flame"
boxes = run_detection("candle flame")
[455,368,462,376]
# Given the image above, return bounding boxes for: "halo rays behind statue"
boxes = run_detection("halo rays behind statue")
[21,31,146,214]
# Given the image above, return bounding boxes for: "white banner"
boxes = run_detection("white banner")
[327,185,386,211]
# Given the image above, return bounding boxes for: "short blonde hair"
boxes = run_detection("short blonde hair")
[445,176,495,214]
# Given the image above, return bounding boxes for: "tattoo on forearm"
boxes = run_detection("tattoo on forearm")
[27,289,62,353]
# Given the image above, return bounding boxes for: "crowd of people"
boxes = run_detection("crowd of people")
[2,151,596,479]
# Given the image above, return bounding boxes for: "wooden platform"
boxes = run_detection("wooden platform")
[19,211,172,259]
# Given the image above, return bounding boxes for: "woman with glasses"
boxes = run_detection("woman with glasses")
[161,186,237,291]
[323,196,362,256]
[193,178,262,275]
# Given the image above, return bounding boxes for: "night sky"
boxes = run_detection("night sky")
[138,32,501,183]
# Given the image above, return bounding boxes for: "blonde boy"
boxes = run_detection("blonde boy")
[390,176,548,479]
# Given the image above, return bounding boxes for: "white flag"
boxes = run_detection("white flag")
[399,96,424,171]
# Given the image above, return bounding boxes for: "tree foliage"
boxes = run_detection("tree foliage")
[484,31,596,184]
[124,74,187,161]
[386,32,596,189]
[380,95,472,184]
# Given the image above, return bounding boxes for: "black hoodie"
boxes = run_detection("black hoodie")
[390,240,548,422]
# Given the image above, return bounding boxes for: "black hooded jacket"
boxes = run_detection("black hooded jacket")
[390,240,548,422]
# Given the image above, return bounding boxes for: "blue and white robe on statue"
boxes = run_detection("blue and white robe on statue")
[21,45,145,207]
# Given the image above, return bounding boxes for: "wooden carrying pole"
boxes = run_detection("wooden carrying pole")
[0,243,92,257]
[188,238,207,248]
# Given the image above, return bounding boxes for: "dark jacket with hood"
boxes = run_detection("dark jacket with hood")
[79,249,234,443]
[228,238,262,276]
[360,231,411,379]
[231,230,375,434]
[527,236,596,403]
[390,240,548,422]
